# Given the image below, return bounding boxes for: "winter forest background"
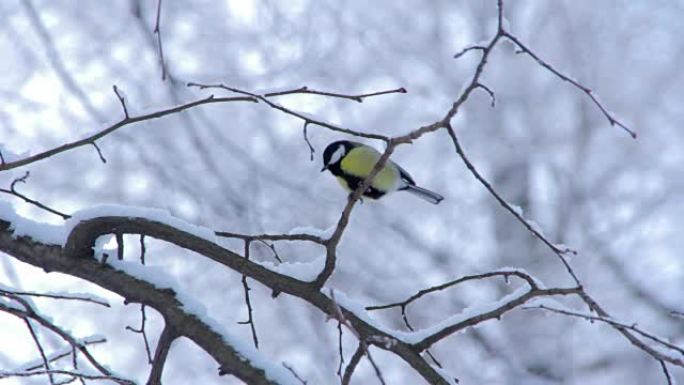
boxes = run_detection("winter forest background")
[1,0,683,384]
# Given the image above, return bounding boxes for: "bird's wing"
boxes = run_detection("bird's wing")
[395,163,416,186]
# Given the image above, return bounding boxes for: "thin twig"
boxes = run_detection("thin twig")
[238,240,259,349]
[526,305,684,359]
[503,32,636,138]
[187,82,392,142]
[253,239,283,263]
[0,171,71,219]
[139,235,146,264]
[453,45,486,59]
[0,369,135,385]
[125,305,154,364]
[24,318,55,385]
[91,142,107,163]
[262,86,406,103]
[153,0,166,81]
[1,289,109,307]
[337,321,344,380]
[282,363,308,385]
[446,124,581,285]
[215,230,326,245]
[328,290,387,385]
[660,360,673,385]
[20,338,106,372]
[366,270,539,311]
[414,286,582,350]
[112,85,129,119]
[0,95,256,172]
[474,83,496,107]
[302,122,316,161]
[0,295,114,377]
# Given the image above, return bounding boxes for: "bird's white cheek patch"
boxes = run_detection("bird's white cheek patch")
[329,146,345,165]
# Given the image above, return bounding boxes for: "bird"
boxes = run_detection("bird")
[320,140,444,204]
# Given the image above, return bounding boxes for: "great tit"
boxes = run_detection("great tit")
[321,140,444,204]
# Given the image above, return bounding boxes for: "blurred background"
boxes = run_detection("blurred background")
[1,0,683,383]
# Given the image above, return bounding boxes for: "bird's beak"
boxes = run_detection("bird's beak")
[320,165,328,172]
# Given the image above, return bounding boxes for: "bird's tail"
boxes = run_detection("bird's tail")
[403,185,444,204]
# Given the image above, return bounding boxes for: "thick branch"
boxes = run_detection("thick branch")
[1,216,449,385]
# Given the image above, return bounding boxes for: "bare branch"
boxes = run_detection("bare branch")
[474,83,496,107]
[337,321,344,380]
[313,144,397,288]
[282,363,307,385]
[328,290,387,385]
[24,318,55,385]
[660,360,673,385]
[0,293,121,380]
[0,288,109,307]
[0,95,257,172]
[302,121,316,161]
[112,85,129,119]
[147,324,177,385]
[341,344,364,385]
[414,286,582,350]
[215,230,326,245]
[503,32,636,138]
[125,304,154,363]
[187,82,391,142]
[445,124,581,285]
[367,270,540,311]
[115,232,124,261]
[264,86,406,102]
[140,234,147,264]
[19,337,106,372]
[525,304,684,363]
[0,369,135,385]
[0,171,71,219]
[91,141,107,164]
[153,0,167,81]
[453,44,486,59]
[238,240,259,349]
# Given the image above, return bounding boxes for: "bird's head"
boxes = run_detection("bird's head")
[321,140,353,172]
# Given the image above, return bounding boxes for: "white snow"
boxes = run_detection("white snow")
[528,219,546,237]
[0,202,219,247]
[509,203,523,217]
[63,205,218,246]
[0,201,67,245]
[400,286,530,344]
[257,255,325,281]
[495,267,546,289]
[0,282,110,306]
[102,256,301,384]
[326,285,535,346]
[288,225,335,239]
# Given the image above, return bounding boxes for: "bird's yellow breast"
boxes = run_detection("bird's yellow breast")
[340,146,399,191]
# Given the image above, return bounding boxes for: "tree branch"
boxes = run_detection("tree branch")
[0,95,256,172]
[146,324,177,385]
[0,216,449,384]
